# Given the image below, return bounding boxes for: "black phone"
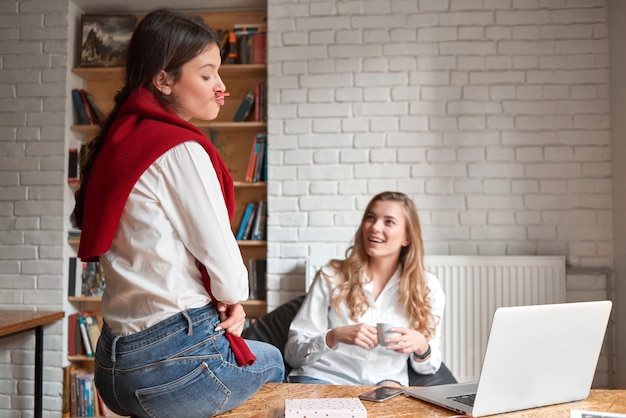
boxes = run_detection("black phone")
[358,386,405,402]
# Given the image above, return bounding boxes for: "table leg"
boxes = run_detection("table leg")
[34,325,43,418]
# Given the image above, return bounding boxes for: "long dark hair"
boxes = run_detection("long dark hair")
[71,9,220,228]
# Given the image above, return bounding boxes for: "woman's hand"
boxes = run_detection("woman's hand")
[215,302,246,337]
[326,323,378,349]
[382,326,429,356]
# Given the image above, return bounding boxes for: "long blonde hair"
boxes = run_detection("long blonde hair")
[327,191,436,339]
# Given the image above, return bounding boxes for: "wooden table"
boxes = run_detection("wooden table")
[0,310,64,418]
[220,383,626,417]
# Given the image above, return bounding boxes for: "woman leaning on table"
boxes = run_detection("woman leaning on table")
[284,191,445,386]
[71,9,283,418]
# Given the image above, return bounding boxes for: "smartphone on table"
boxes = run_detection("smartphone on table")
[358,386,405,402]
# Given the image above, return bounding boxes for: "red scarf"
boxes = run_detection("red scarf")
[78,87,255,366]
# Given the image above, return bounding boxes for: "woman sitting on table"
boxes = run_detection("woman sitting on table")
[284,191,445,386]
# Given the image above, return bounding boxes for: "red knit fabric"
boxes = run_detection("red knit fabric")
[77,87,255,366]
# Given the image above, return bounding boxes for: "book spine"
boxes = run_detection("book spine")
[236,203,255,240]
[78,316,93,357]
[233,90,255,122]
[71,88,90,125]
[78,89,96,124]
[70,371,77,417]
[244,135,259,182]
[253,134,266,182]
[252,31,267,64]
[256,259,267,300]
[67,313,78,356]
[242,203,258,240]
[251,200,266,241]
[68,257,77,297]
[225,31,238,64]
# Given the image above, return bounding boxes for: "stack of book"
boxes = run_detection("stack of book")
[235,200,267,241]
[248,258,266,300]
[67,311,100,357]
[62,365,116,417]
[245,133,267,182]
[221,23,266,65]
[68,257,106,298]
[71,88,104,125]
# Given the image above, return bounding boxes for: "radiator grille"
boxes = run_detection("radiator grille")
[425,255,566,383]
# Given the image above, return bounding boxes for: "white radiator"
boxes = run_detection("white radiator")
[425,255,566,383]
[304,255,566,383]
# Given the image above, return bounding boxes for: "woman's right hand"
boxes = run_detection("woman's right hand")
[326,323,378,349]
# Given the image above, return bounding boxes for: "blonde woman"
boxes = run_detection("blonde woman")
[284,191,445,386]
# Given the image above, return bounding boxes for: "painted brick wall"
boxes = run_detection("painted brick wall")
[0,0,67,416]
[266,0,613,309]
[0,0,618,414]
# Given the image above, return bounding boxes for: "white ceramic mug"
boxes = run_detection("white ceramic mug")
[376,323,401,346]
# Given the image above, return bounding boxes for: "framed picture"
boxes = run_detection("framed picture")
[79,14,136,67]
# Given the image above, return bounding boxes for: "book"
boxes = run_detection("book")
[83,314,101,353]
[251,200,267,241]
[244,134,259,183]
[252,81,266,122]
[236,202,256,240]
[225,31,238,64]
[253,134,266,182]
[67,148,78,182]
[62,364,76,418]
[67,257,82,297]
[67,313,81,356]
[242,203,258,240]
[252,31,267,64]
[233,23,267,33]
[78,88,97,124]
[78,315,93,356]
[71,88,89,125]
[255,259,267,300]
[233,90,255,122]
[217,29,231,63]
[84,89,105,123]
[81,261,106,297]
[246,259,267,299]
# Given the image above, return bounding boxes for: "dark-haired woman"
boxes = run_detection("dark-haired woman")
[72,9,283,417]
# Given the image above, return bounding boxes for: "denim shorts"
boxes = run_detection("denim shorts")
[94,304,284,418]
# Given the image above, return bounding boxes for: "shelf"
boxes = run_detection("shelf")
[68,296,102,303]
[243,299,267,319]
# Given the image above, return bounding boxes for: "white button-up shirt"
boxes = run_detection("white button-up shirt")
[100,142,249,336]
[285,264,445,386]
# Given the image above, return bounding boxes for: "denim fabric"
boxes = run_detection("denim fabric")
[94,304,284,418]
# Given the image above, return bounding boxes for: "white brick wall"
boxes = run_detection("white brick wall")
[0,0,67,416]
[266,0,613,307]
[0,0,621,414]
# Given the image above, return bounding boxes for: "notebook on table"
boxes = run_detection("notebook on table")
[405,300,612,417]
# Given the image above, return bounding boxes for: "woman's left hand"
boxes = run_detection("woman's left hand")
[215,302,246,337]
[384,326,429,355]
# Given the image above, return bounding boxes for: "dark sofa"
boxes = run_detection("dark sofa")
[242,294,457,386]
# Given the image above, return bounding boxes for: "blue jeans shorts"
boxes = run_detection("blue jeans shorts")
[94,304,284,418]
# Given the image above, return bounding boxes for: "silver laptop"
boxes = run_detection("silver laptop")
[405,300,612,417]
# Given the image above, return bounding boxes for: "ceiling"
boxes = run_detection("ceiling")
[71,0,266,14]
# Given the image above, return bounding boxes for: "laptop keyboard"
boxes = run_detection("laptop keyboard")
[448,393,476,407]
